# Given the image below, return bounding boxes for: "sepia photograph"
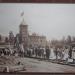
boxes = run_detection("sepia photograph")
[0,3,75,73]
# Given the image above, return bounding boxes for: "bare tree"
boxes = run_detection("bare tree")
[9,31,14,45]
[5,37,9,43]
[0,35,1,41]
[66,35,72,44]
[72,36,75,42]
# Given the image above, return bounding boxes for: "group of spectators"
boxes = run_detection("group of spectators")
[23,46,75,61]
[0,48,10,56]
[22,46,70,60]
[24,46,50,59]
[0,45,74,61]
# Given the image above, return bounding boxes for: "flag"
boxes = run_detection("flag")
[21,12,24,17]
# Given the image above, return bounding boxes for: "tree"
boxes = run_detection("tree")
[15,34,20,49]
[5,37,9,43]
[0,35,1,41]
[72,36,75,42]
[61,36,66,44]
[66,35,72,44]
[9,31,14,45]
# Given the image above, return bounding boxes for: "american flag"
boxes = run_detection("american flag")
[21,12,24,17]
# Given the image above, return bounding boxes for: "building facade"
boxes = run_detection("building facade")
[19,20,29,48]
[19,20,47,48]
[28,33,47,48]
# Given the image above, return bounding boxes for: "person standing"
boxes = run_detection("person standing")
[43,48,46,59]
[46,46,50,60]
[35,47,38,57]
[68,46,72,59]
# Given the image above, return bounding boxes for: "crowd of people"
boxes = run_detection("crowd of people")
[23,47,69,60]
[17,46,74,61]
[0,45,75,61]
[24,47,50,59]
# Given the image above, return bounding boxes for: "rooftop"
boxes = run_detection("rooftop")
[20,18,27,25]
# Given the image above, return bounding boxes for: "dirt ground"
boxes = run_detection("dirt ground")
[0,56,75,73]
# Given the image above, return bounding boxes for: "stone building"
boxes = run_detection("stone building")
[28,33,46,48]
[19,19,47,48]
[19,19,29,48]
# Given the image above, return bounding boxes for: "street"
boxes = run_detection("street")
[19,57,75,72]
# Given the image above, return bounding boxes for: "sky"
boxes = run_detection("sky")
[0,3,75,40]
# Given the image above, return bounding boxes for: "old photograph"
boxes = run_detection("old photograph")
[0,3,75,72]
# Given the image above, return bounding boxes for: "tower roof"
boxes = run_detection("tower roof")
[20,18,27,25]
